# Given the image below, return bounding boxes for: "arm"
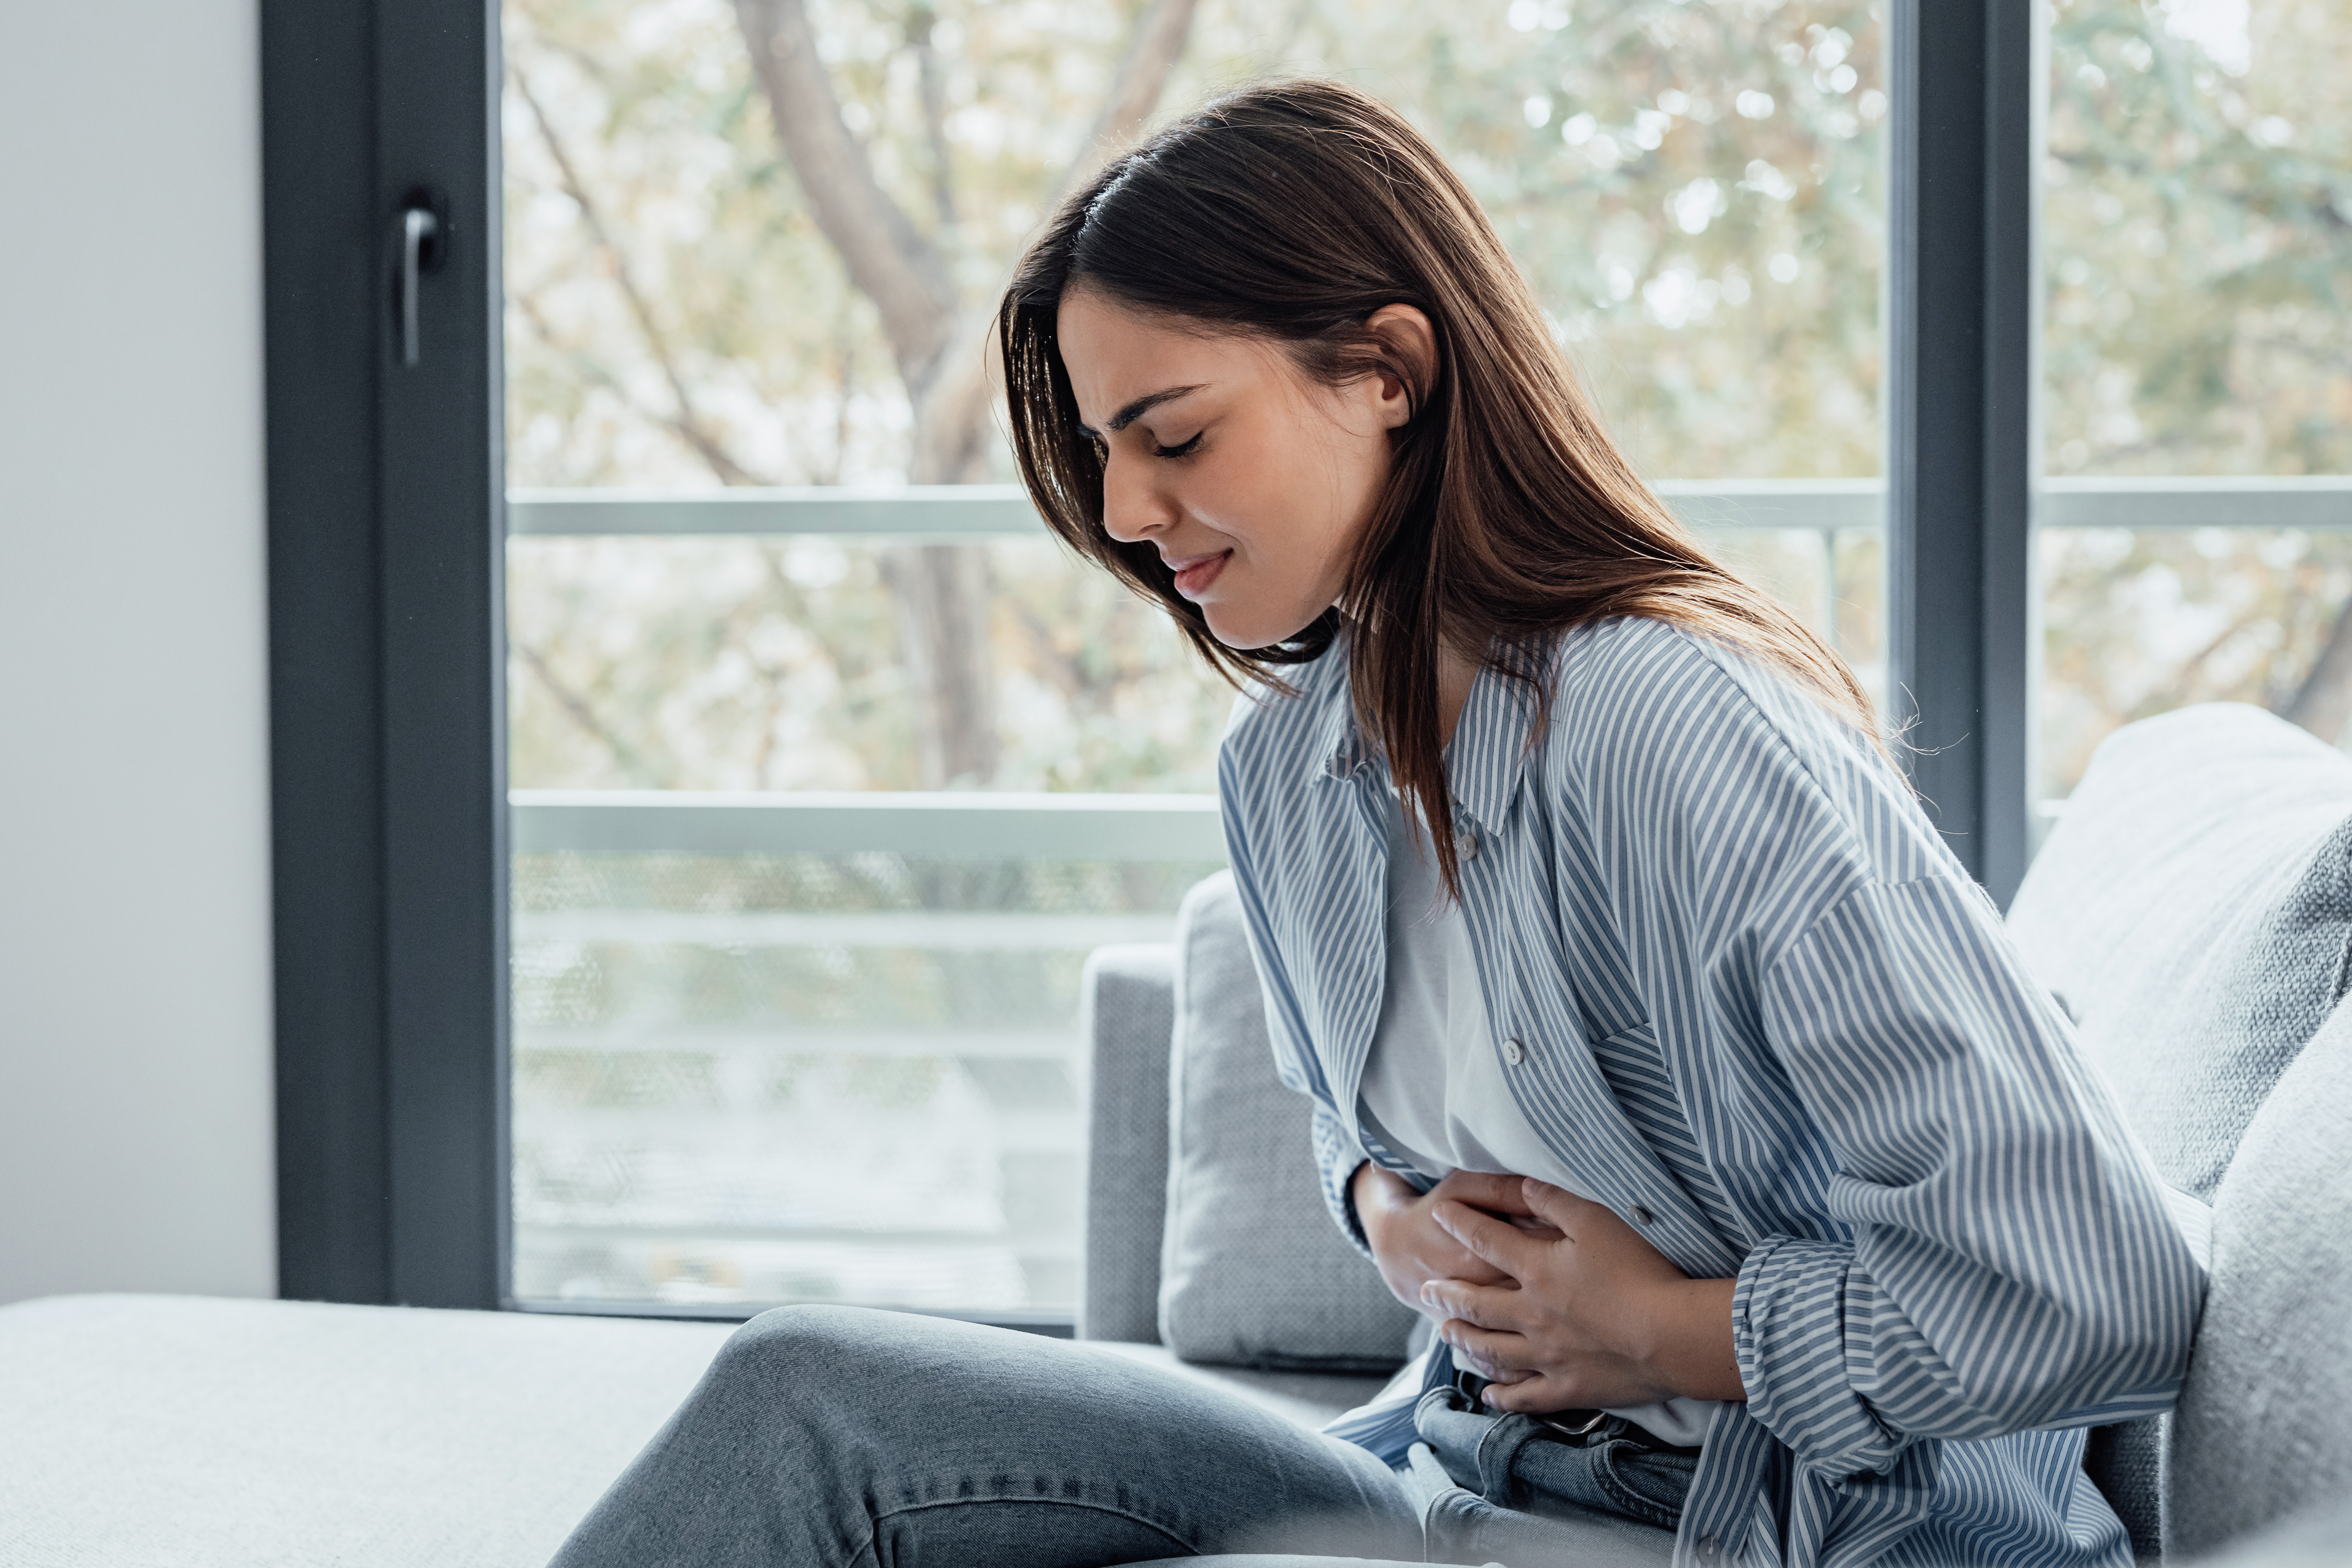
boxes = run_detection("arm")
[1438,624,2196,1463]
[1734,873,2204,1478]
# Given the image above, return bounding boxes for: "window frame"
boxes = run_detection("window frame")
[1886,0,2040,907]
[263,0,510,1308]
[260,0,2040,1312]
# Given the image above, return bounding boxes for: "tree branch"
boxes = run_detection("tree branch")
[514,638,661,786]
[1068,0,1201,188]
[2280,594,2352,744]
[514,290,776,486]
[733,0,960,395]
[903,0,1203,483]
[510,56,769,487]
[908,4,958,234]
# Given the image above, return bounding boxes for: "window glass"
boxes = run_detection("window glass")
[503,0,1887,1314]
[2041,0,2352,803]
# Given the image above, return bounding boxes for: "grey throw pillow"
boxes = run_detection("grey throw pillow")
[2008,703,2352,1199]
[2166,996,2352,1559]
[1157,871,1417,1371]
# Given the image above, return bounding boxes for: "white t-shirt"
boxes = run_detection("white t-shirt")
[1358,783,1722,1449]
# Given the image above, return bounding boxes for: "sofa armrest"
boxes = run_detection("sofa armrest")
[1078,943,1176,1343]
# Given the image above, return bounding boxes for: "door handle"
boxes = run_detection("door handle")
[395,196,448,367]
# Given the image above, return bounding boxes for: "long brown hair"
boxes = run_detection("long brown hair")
[999,79,1877,895]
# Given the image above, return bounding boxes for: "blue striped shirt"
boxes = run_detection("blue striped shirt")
[1217,616,2203,1568]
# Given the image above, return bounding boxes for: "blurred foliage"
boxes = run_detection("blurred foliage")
[2045,0,2352,478]
[2044,527,2352,788]
[504,0,2352,806]
[2039,0,2352,791]
[504,0,1895,792]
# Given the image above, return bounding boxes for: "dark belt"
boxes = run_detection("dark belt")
[1414,1364,1700,1534]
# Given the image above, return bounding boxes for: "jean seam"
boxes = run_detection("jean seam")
[871,1495,1199,1558]
[1589,1444,1684,1532]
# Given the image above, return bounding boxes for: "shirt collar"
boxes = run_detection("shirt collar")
[1310,644,1539,838]
[1312,692,1372,785]
[1444,658,1539,837]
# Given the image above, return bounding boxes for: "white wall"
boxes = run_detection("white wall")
[0,0,276,1302]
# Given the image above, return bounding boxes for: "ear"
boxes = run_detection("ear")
[1362,303,1437,432]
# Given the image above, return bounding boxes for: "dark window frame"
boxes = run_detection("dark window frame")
[263,0,509,1308]
[259,0,2038,1311]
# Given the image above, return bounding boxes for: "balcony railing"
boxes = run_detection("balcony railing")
[508,475,2352,540]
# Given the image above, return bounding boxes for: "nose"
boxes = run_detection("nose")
[1098,448,1177,546]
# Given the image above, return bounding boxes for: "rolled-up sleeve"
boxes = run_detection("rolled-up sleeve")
[1737,873,2204,1479]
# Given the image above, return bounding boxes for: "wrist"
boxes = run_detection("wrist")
[1628,1277,1745,1404]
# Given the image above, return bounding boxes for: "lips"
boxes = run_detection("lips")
[1166,549,1231,600]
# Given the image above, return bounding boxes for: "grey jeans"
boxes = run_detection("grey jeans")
[547,1305,1671,1568]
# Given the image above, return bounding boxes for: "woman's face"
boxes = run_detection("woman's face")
[1054,287,1426,650]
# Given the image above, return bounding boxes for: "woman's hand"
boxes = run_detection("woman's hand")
[1417,1178,1746,1413]
[1353,1164,1560,1313]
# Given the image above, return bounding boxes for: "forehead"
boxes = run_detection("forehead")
[1054,288,1267,424]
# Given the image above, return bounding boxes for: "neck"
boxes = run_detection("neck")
[1437,645,1477,748]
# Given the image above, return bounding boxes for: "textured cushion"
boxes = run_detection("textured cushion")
[0,1293,733,1567]
[2007,703,2352,1199]
[2189,1494,2352,1568]
[2165,996,2352,1560]
[1080,943,1178,1344]
[1158,872,1417,1371]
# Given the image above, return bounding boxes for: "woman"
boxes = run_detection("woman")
[551,80,2202,1568]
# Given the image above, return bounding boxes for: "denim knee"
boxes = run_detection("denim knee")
[712,1303,884,1388]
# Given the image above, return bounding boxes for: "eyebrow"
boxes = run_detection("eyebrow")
[1078,384,1204,438]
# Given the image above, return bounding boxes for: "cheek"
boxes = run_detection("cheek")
[1204,435,1351,580]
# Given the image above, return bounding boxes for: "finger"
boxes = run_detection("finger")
[1518,1178,1606,1234]
[1479,1372,1579,1415]
[1435,1170,1539,1215]
[1418,1277,1522,1332]
[1431,1199,1534,1275]
[1440,1319,1536,1375]
[1454,1347,1528,1386]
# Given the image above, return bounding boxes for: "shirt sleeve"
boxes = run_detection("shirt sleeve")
[1736,872,2204,1479]
[1217,734,1376,1259]
[1558,623,2204,1483]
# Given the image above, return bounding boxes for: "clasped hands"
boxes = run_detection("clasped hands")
[1351,1163,1746,1413]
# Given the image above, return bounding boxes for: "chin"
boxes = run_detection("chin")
[1201,601,1321,653]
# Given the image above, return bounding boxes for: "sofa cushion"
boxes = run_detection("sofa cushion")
[2007,703,2352,1199]
[0,1295,1398,1568]
[2164,995,2352,1560]
[1080,943,1178,1344]
[1158,871,1417,1371]
[0,1294,734,1567]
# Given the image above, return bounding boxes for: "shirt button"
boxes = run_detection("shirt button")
[1501,1037,1526,1066]
[1633,1205,1656,1225]
[1455,825,1479,861]
[1696,1536,1723,1565]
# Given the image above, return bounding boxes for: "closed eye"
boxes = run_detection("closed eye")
[1152,432,1204,459]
